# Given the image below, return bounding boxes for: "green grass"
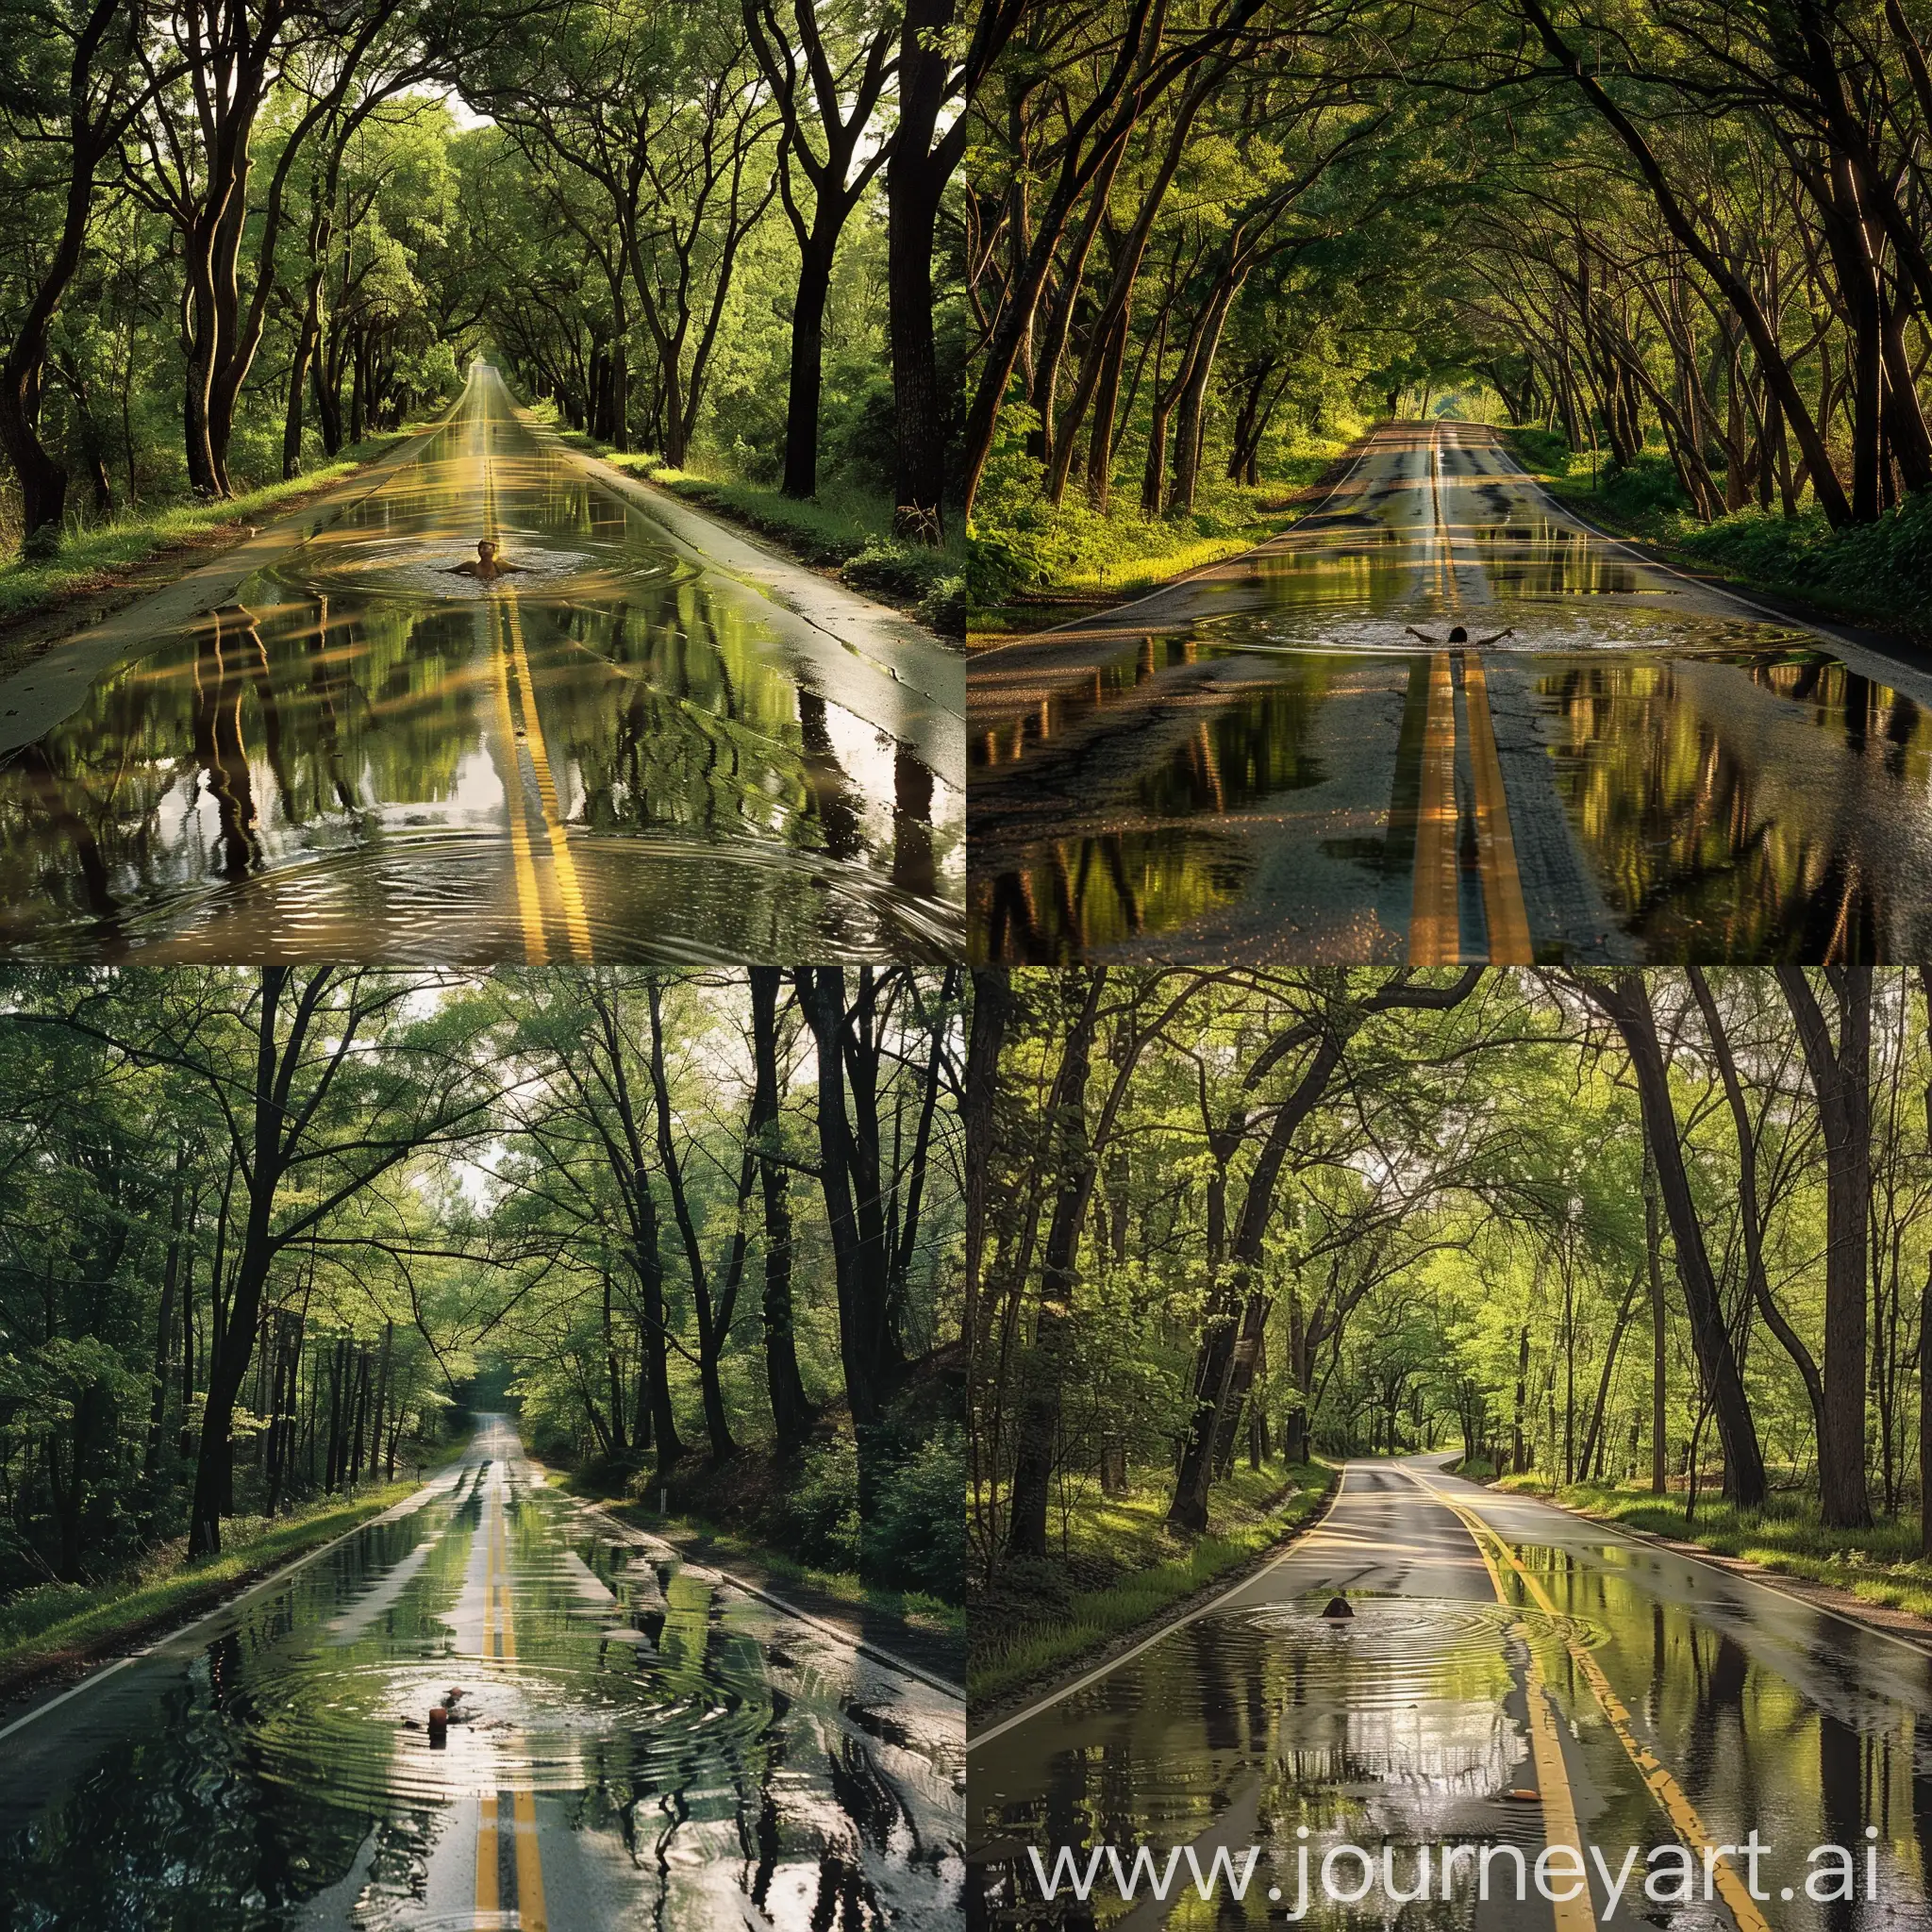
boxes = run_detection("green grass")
[967,444,1349,638]
[1496,1474,1932,1622]
[0,430,423,624]
[0,1477,427,1679]
[609,1500,965,1639]
[969,1461,1335,1706]
[527,407,966,637]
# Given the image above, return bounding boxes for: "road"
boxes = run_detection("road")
[0,1417,965,1930]
[0,364,964,962]
[967,1457,1932,1929]
[969,420,1932,964]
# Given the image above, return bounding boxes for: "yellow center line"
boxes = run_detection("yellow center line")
[1409,1470,1775,1932]
[475,1485,499,1922]
[500,593,592,960]
[488,602,549,964]
[1461,654,1534,963]
[1408,651,1459,964]
[481,1477,547,1931]
[1405,1472,1596,1932]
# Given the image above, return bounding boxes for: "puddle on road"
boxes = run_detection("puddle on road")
[970,1581,1932,1928]
[0,1467,964,1930]
[969,606,1932,962]
[0,397,963,962]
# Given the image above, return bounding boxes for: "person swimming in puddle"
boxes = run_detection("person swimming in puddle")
[1406,623,1512,646]
[449,539,525,581]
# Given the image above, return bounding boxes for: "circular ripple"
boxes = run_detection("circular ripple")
[245,1656,771,1808]
[266,533,689,606]
[1241,1595,1607,1659]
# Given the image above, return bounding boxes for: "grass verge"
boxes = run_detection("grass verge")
[966,445,1350,640]
[0,1474,433,1690]
[1495,1474,1932,1622]
[969,1460,1334,1707]
[529,408,966,638]
[0,429,422,625]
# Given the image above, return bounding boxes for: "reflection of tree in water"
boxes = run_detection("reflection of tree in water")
[971,828,1249,963]
[1540,659,1891,958]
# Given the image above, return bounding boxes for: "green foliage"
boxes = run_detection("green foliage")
[967,403,1342,618]
[786,1437,863,1570]
[863,1424,966,1599]
[1679,493,1932,630]
[0,1479,430,1679]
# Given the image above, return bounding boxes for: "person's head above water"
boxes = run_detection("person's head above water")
[476,539,498,563]
[1447,624,1468,643]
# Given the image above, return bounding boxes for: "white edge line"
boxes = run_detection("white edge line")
[966,1463,1349,1752]
[0,1464,467,1744]
[706,1568,965,1704]
[970,431,1389,661]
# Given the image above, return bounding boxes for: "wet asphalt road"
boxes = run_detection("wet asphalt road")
[0,1417,965,1930]
[969,421,1932,964]
[0,365,965,962]
[968,1457,1932,1930]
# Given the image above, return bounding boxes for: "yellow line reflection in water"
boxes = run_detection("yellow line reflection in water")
[1409,652,1459,963]
[487,598,549,963]
[500,592,591,959]
[1411,1469,1774,1932]
[1462,653,1534,962]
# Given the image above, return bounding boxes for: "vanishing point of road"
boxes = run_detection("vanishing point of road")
[969,1456,1932,1930]
[0,364,965,962]
[969,421,1932,964]
[0,1416,965,1929]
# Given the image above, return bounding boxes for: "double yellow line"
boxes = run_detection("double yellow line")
[475,1481,547,1930]
[475,391,591,966]
[1407,1467,1773,1932]
[1407,426,1534,965]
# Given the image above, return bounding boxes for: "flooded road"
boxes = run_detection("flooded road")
[969,422,1932,963]
[968,1459,1932,1929]
[0,366,964,961]
[0,1417,965,1930]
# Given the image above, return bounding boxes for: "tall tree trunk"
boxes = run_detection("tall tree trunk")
[1577,971,1767,1507]
[887,0,956,540]
[1004,970,1107,1560]
[781,234,834,499]
[1647,1144,1668,1496]
[1777,966,1874,1528]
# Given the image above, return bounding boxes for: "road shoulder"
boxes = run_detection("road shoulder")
[1499,1484,1932,1657]
[0,1468,455,1733]
[966,438,1374,677]
[967,1465,1341,1740]
[0,414,456,760]
[597,1502,965,1697]
[517,407,964,721]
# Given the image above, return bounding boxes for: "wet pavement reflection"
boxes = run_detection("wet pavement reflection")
[0,1420,964,1929]
[0,368,964,961]
[968,1462,1932,1929]
[968,423,1932,964]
